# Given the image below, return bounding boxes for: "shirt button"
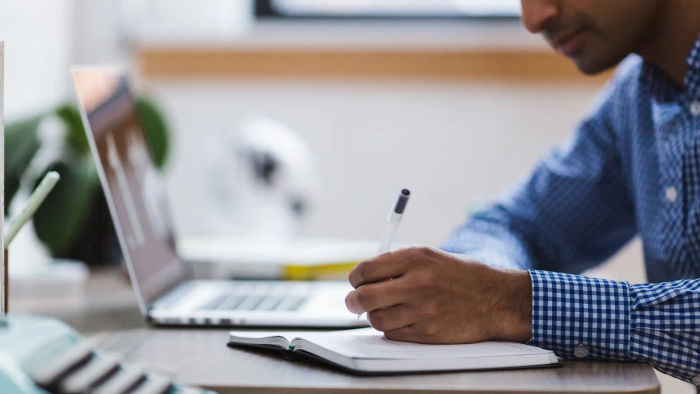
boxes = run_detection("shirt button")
[573,344,589,358]
[691,101,700,116]
[665,186,678,203]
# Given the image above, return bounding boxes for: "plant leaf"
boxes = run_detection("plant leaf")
[23,95,170,259]
[55,104,89,154]
[32,157,100,256]
[136,97,169,169]
[4,116,42,212]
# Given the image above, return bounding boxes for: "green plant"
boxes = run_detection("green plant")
[4,97,169,264]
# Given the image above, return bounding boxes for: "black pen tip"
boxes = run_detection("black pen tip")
[394,189,411,214]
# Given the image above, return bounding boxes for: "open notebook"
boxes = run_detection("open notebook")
[228,327,559,374]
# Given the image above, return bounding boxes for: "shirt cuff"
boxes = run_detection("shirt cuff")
[527,270,631,360]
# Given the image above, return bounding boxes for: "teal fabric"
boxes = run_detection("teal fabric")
[0,315,215,393]
[0,356,46,394]
[0,315,79,394]
[0,315,81,375]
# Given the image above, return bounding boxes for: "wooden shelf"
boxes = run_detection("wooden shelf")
[136,20,612,83]
[138,47,612,83]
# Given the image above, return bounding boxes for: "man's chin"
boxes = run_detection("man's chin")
[568,49,627,76]
[571,56,617,76]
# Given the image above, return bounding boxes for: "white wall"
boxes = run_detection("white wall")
[148,78,647,278]
[0,0,74,119]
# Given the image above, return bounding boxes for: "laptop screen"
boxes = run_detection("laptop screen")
[72,67,186,310]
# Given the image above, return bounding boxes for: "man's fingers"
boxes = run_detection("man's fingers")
[367,304,415,332]
[382,325,425,343]
[348,253,407,288]
[349,247,437,288]
[345,278,410,314]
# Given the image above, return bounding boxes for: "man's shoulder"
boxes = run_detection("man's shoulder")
[613,55,644,83]
[586,55,645,117]
[607,55,645,96]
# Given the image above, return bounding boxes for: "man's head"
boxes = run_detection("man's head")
[521,0,661,75]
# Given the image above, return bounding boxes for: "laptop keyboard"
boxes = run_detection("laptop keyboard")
[196,282,311,312]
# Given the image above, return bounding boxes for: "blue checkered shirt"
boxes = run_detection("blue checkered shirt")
[444,35,700,385]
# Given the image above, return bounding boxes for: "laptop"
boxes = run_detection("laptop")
[71,66,368,328]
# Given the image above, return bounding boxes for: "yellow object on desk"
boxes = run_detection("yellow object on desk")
[282,261,359,281]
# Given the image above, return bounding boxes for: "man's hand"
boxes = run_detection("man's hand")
[345,247,532,344]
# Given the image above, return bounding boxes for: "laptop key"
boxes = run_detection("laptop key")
[217,295,245,310]
[256,296,284,311]
[276,296,308,312]
[287,296,308,311]
[237,295,265,310]
[197,294,228,311]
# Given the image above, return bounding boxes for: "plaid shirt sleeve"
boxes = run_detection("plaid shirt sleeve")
[443,78,637,274]
[529,270,700,384]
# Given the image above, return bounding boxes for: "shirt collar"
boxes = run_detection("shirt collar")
[640,33,700,101]
[684,33,700,98]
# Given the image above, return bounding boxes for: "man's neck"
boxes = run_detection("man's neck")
[636,0,700,87]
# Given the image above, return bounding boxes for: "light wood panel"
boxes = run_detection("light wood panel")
[137,48,614,83]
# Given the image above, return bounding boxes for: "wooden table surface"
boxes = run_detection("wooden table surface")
[16,268,661,393]
[92,327,660,394]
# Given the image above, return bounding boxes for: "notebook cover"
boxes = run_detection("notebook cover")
[227,340,562,376]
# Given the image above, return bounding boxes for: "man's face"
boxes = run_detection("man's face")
[521,0,660,74]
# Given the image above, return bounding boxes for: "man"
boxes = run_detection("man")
[345,0,700,385]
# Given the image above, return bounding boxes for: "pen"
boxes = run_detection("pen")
[359,188,411,319]
[1,171,60,322]
[4,171,61,248]
[377,189,410,255]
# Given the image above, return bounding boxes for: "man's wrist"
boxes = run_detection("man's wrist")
[493,269,532,342]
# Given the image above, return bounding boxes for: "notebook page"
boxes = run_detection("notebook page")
[229,331,291,348]
[297,328,552,360]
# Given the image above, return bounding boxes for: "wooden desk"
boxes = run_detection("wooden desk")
[16,268,660,393]
[92,328,659,394]
[12,267,146,333]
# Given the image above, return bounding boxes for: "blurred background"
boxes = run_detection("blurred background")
[1,1,691,391]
